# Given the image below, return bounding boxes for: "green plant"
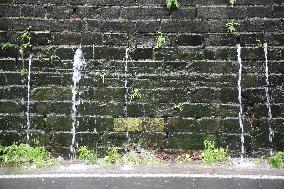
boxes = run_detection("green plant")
[20,68,28,76]
[2,42,12,50]
[165,0,180,10]
[77,146,98,164]
[174,102,184,112]
[202,140,228,163]
[188,4,193,9]
[18,26,32,49]
[0,143,58,168]
[155,33,166,48]
[256,39,263,48]
[47,39,60,62]
[268,152,284,168]
[129,88,142,101]
[226,20,240,34]
[121,149,161,165]
[121,150,142,165]
[95,71,105,83]
[30,138,41,147]
[140,150,161,165]
[176,153,192,163]
[104,147,122,164]
[229,0,236,7]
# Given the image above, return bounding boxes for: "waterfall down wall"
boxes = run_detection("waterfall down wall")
[0,0,283,157]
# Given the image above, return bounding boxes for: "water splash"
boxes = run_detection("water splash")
[70,48,85,159]
[92,44,95,60]
[237,44,245,159]
[26,54,32,142]
[263,43,274,155]
[122,48,133,151]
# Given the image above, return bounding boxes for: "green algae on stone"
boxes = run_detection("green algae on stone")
[32,87,72,101]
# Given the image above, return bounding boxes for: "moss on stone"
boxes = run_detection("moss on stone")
[144,118,164,132]
[113,118,165,132]
[114,118,143,132]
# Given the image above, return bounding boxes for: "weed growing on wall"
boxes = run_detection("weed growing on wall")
[256,39,263,48]
[18,26,32,50]
[174,102,184,112]
[268,152,284,168]
[0,143,58,168]
[187,4,193,9]
[229,0,236,8]
[226,20,240,34]
[155,33,166,48]
[47,39,60,63]
[1,42,12,50]
[17,26,33,76]
[95,71,106,83]
[20,68,28,76]
[202,140,228,163]
[165,0,180,10]
[129,88,142,101]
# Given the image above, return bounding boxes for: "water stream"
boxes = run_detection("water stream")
[123,48,130,118]
[70,48,85,158]
[237,44,245,159]
[26,54,32,142]
[122,48,133,151]
[263,43,274,155]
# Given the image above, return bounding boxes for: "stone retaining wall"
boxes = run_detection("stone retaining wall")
[0,0,283,157]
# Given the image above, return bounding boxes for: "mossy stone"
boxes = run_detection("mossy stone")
[113,118,165,132]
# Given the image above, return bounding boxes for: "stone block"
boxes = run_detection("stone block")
[113,118,164,132]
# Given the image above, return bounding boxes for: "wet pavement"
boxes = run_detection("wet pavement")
[0,159,283,189]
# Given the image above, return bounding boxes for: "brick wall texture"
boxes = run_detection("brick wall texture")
[0,0,283,157]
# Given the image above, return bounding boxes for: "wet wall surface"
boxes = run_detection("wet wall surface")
[0,0,283,157]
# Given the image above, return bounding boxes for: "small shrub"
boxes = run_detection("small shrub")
[140,150,161,165]
[121,150,161,165]
[121,150,142,165]
[77,146,98,164]
[202,140,228,163]
[176,153,191,163]
[0,143,58,168]
[104,147,122,164]
[268,152,284,168]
